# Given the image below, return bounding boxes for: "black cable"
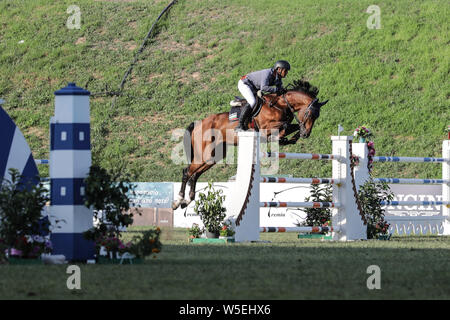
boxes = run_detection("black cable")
[87,0,178,104]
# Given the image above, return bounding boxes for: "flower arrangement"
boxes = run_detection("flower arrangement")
[7,235,53,258]
[374,221,390,237]
[353,126,373,141]
[129,228,162,258]
[219,221,235,237]
[367,141,376,172]
[188,223,203,239]
[95,235,133,256]
[96,227,162,261]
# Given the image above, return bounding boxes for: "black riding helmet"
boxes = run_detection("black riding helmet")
[274,60,291,71]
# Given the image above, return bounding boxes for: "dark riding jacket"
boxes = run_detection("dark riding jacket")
[242,68,282,94]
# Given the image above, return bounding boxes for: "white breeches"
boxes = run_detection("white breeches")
[238,80,256,108]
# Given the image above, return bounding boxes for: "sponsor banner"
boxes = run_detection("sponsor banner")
[386,184,442,217]
[130,182,173,208]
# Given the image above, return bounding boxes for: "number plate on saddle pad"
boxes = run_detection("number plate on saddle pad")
[228,106,241,122]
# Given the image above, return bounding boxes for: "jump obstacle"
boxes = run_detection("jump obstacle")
[352,140,450,235]
[0,84,94,261]
[228,131,450,241]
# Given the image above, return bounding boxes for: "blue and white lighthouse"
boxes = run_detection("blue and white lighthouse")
[49,83,94,261]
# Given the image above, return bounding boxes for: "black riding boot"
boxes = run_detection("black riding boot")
[235,103,252,132]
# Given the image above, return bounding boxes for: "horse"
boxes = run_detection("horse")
[172,80,329,210]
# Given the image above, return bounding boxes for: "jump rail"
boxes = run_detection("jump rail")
[261,176,342,185]
[260,226,340,233]
[261,152,343,161]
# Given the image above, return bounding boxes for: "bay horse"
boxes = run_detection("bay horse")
[172,80,328,210]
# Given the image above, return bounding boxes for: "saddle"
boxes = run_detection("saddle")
[228,96,264,123]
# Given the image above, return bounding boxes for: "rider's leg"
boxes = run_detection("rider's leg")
[236,103,252,131]
[236,80,256,131]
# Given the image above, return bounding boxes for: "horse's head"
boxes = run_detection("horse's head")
[283,84,328,138]
[296,95,328,138]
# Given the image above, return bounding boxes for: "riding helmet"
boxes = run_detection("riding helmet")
[274,60,291,71]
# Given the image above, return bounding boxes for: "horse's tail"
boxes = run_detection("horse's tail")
[184,122,195,164]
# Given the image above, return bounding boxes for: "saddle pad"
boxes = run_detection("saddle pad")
[228,98,264,122]
[229,106,241,122]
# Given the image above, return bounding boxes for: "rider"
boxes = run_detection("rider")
[235,60,290,131]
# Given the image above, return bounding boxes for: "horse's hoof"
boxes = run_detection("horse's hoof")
[180,199,191,209]
[172,201,180,210]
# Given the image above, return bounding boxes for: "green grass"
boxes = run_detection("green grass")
[1,227,449,299]
[0,0,448,182]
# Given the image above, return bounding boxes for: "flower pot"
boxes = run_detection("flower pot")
[377,234,391,241]
[358,137,366,143]
[298,233,332,240]
[203,230,219,238]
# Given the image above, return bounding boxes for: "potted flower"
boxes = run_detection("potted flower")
[219,221,235,240]
[188,223,204,240]
[0,169,51,264]
[128,228,162,261]
[353,126,373,143]
[193,182,226,238]
[9,235,53,260]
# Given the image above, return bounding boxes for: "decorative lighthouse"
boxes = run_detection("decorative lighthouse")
[49,83,94,261]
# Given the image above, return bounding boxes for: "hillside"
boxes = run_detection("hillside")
[0,0,448,182]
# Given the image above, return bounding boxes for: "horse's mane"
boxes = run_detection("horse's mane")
[287,79,319,98]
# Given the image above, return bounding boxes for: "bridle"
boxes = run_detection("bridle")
[282,94,319,137]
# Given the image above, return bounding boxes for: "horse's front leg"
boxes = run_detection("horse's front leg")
[172,167,190,210]
[279,124,300,145]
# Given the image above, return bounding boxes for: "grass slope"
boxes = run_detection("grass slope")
[0,0,448,182]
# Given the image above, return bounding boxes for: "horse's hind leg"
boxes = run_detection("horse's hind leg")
[184,143,227,207]
[181,162,216,209]
[172,166,190,210]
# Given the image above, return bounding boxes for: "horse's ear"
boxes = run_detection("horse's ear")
[318,99,329,107]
